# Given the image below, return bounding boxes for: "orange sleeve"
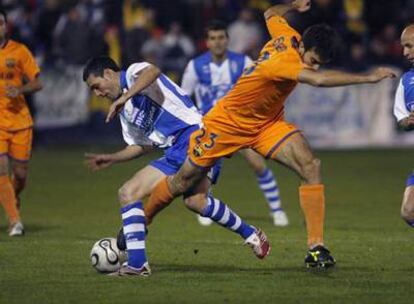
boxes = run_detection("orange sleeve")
[18,45,40,81]
[266,16,299,39]
[262,54,304,81]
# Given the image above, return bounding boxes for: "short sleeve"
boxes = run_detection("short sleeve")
[19,45,40,81]
[262,53,304,81]
[126,62,152,81]
[394,79,409,122]
[266,16,299,39]
[181,60,198,96]
[244,55,254,69]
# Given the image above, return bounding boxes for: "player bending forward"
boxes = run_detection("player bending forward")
[108,0,397,269]
[394,24,414,228]
[83,57,270,277]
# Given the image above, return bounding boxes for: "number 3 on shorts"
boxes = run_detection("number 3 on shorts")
[195,128,218,150]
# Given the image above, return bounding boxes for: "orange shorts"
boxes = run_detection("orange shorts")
[0,128,33,161]
[188,119,301,168]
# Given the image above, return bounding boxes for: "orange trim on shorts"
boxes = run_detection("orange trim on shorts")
[266,130,301,159]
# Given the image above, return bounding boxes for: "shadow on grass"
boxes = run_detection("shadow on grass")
[0,223,61,234]
[153,263,318,274]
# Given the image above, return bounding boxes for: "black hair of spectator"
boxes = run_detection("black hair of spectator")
[0,9,7,23]
[205,20,228,38]
[302,24,342,63]
[83,56,120,82]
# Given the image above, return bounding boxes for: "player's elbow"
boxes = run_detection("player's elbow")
[149,64,161,78]
[308,75,328,87]
[264,8,273,20]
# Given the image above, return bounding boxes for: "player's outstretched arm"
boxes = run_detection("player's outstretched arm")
[85,145,153,171]
[264,0,311,20]
[106,64,161,123]
[298,67,397,87]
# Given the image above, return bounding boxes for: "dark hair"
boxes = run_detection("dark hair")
[205,20,228,38]
[82,56,120,81]
[0,8,7,23]
[302,24,341,63]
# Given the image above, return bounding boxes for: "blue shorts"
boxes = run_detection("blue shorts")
[150,125,222,184]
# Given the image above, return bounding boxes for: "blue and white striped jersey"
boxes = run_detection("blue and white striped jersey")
[120,62,202,148]
[181,51,252,115]
[394,69,414,122]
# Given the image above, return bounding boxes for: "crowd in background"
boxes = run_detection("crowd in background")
[2,0,414,81]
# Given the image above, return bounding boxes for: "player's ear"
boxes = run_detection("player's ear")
[298,41,305,56]
[103,68,113,80]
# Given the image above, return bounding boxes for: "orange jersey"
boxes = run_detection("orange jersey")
[0,40,40,131]
[205,16,304,132]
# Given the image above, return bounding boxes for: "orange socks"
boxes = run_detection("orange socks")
[144,177,175,225]
[299,184,325,248]
[0,175,20,224]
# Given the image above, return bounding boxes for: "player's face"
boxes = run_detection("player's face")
[87,72,121,100]
[206,30,228,57]
[0,15,6,40]
[401,30,414,65]
[301,49,323,70]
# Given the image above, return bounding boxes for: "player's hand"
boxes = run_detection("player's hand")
[369,67,397,83]
[292,0,311,13]
[84,153,114,171]
[5,85,21,98]
[401,112,414,131]
[106,95,128,123]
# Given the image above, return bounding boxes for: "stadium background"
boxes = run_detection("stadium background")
[1,0,414,147]
[1,1,414,304]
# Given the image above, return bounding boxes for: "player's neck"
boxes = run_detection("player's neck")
[211,52,227,64]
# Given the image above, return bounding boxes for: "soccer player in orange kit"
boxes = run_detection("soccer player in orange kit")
[107,0,396,268]
[0,9,42,236]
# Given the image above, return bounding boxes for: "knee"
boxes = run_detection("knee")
[401,203,414,222]
[183,194,206,213]
[118,184,140,206]
[301,158,322,184]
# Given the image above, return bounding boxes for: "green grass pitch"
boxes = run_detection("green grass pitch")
[0,147,413,304]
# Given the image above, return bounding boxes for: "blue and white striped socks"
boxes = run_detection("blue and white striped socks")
[121,201,147,269]
[201,196,255,239]
[257,168,282,212]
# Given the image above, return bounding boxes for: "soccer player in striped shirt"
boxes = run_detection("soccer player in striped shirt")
[83,57,270,276]
[394,24,414,228]
[182,20,288,227]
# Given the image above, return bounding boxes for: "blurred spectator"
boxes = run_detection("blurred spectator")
[369,23,403,66]
[161,21,195,77]
[53,4,107,66]
[141,28,165,66]
[228,8,263,57]
[121,0,153,66]
[34,0,62,65]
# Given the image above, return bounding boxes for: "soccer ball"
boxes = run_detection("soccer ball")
[90,237,127,273]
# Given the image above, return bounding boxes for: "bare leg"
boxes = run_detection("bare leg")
[270,134,323,248]
[401,185,414,227]
[11,160,29,208]
[240,148,288,226]
[118,165,166,206]
[0,155,22,232]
